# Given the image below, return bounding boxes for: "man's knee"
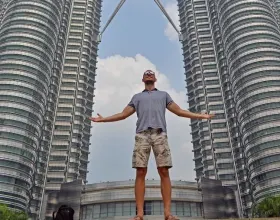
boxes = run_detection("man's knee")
[136,168,147,178]
[158,167,170,178]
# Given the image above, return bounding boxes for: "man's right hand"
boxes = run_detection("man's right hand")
[89,106,135,123]
[90,113,104,122]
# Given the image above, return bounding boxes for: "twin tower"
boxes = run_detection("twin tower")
[0,0,280,219]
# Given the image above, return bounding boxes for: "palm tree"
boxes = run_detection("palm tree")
[253,195,280,217]
[0,204,28,220]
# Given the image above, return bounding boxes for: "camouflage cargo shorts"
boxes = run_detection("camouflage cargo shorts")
[132,128,173,168]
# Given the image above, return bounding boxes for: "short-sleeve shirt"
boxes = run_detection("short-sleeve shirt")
[128,88,173,133]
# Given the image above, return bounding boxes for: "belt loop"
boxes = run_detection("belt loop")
[157,128,163,134]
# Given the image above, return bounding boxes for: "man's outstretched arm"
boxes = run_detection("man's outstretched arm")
[167,102,214,120]
[90,106,135,123]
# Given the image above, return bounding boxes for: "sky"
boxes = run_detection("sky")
[87,0,196,183]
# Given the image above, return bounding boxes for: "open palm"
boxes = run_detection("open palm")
[89,113,104,122]
[204,114,215,119]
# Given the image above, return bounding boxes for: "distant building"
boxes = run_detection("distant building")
[41,179,239,220]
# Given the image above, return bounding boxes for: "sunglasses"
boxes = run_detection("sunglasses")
[144,70,155,75]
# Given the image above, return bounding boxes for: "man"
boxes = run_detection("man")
[90,70,214,220]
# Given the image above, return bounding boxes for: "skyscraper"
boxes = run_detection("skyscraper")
[42,1,101,219]
[275,0,280,11]
[0,0,65,214]
[0,0,101,219]
[179,0,280,216]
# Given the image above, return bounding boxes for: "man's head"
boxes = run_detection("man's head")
[142,70,157,85]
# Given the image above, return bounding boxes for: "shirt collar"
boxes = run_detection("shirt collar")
[142,88,158,92]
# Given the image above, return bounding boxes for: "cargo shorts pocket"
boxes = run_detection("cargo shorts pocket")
[132,133,151,168]
[152,132,172,168]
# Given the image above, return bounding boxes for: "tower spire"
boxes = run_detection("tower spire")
[98,0,182,43]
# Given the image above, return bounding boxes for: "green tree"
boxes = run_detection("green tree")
[253,195,280,218]
[0,204,28,220]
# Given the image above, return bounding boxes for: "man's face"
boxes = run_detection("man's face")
[142,70,156,84]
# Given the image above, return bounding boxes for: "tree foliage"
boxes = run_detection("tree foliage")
[0,204,28,220]
[253,195,280,218]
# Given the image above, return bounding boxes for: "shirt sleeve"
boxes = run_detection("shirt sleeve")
[128,95,136,109]
[166,92,174,107]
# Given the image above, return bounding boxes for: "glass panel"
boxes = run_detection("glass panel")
[183,202,191,217]
[191,203,198,217]
[123,202,131,216]
[86,205,93,219]
[131,202,136,216]
[115,202,122,216]
[144,201,152,215]
[160,201,164,214]
[176,202,184,216]
[82,207,86,219]
[171,202,176,213]
[93,204,100,218]
[153,201,161,215]
[108,203,115,217]
[100,203,107,217]
[197,203,202,216]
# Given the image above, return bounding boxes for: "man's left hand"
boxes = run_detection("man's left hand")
[201,113,215,120]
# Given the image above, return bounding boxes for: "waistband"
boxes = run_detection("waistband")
[140,127,163,134]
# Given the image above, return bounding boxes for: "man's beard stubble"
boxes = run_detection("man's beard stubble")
[145,80,154,85]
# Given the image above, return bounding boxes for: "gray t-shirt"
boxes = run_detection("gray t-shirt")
[128,88,173,133]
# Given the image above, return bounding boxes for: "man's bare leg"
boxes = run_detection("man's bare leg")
[134,168,147,219]
[158,167,174,219]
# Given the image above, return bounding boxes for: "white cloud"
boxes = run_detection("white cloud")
[88,54,195,183]
[163,1,180,42]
